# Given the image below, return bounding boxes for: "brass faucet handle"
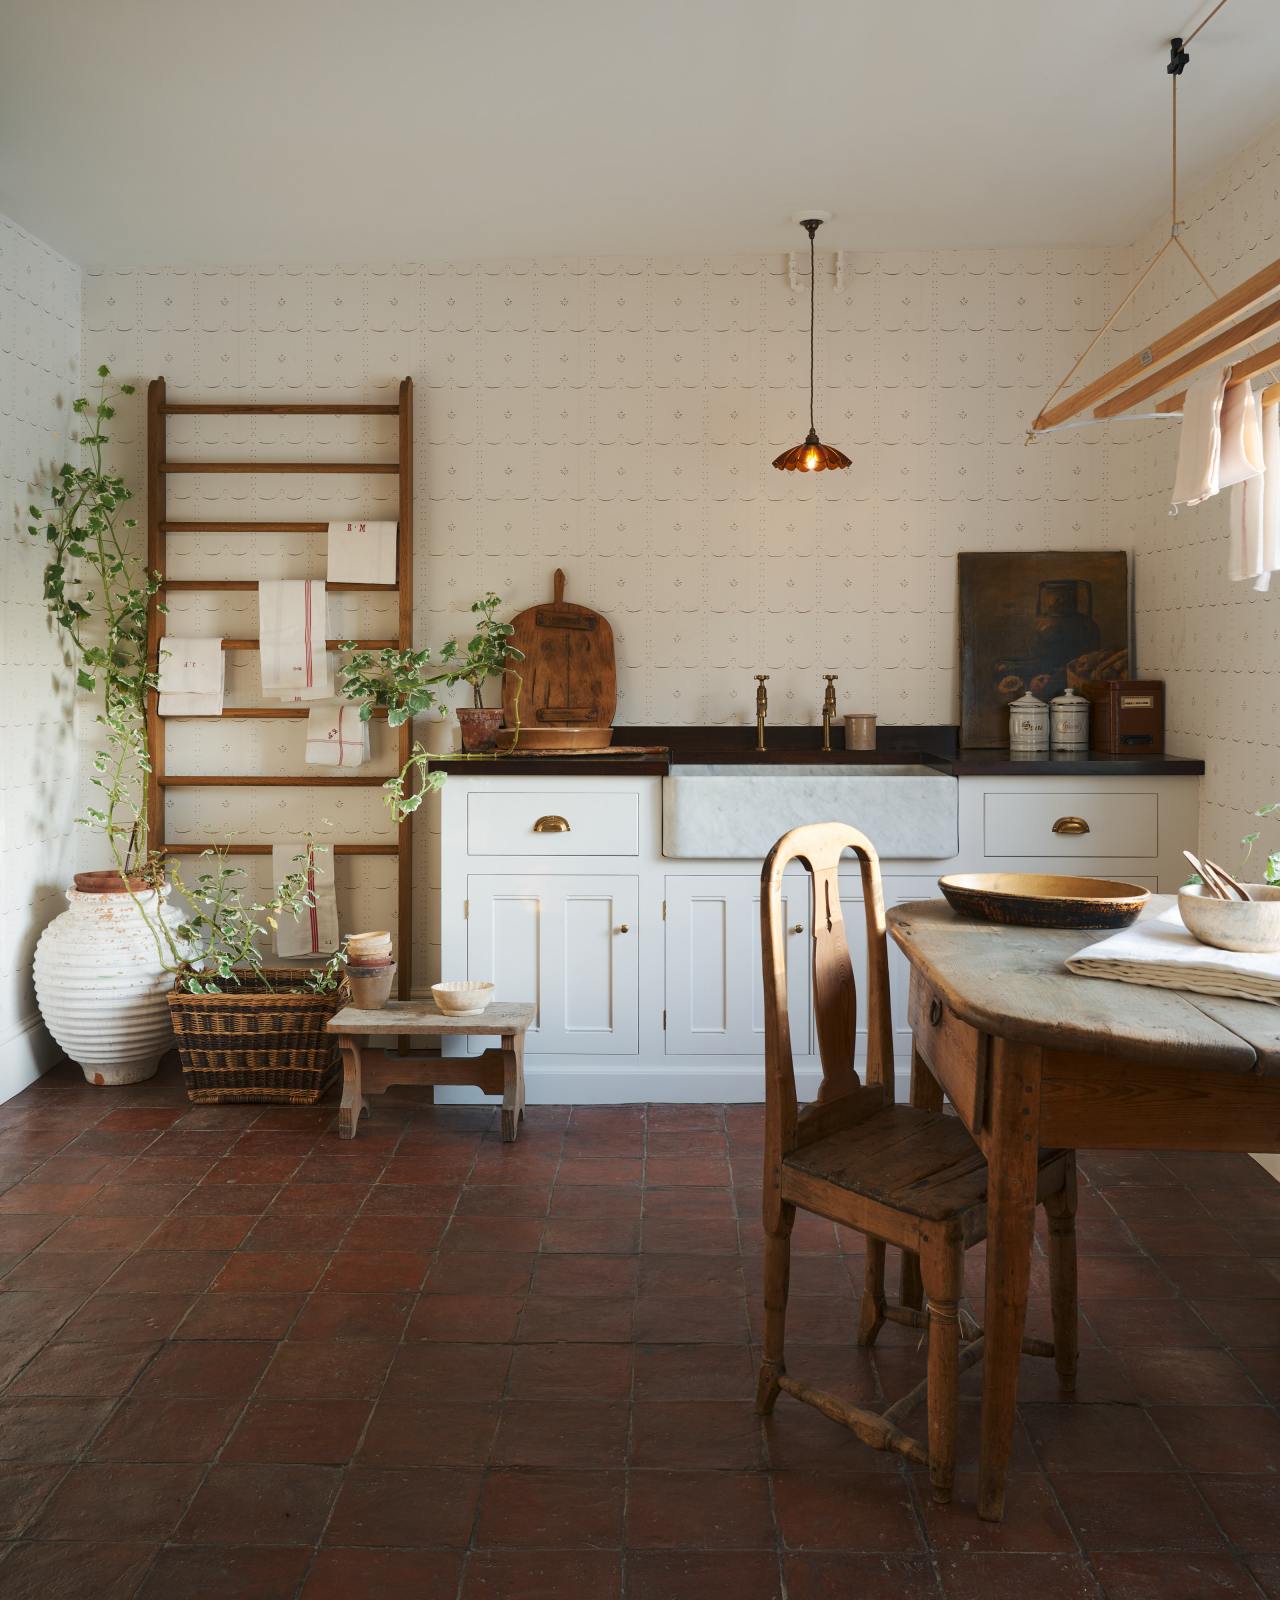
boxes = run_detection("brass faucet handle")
[755,674,770,684]
[823,673,838,684]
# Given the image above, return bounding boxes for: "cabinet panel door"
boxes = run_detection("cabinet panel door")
[665,875,810,1056]
[468,874,639,1055]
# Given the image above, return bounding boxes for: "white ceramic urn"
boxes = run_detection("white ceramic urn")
[34,873,184,1086]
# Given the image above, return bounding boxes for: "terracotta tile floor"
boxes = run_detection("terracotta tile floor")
[1,1062,1279,1598]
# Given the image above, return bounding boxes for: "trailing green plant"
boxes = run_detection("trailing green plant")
[162,847,349,996]
[26,366,161,874]
[1240,802,1280,885]
[339,592,525,823]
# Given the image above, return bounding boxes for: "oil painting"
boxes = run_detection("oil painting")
[958,551,1129,747]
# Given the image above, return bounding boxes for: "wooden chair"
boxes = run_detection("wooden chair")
[756,822,1078,1506]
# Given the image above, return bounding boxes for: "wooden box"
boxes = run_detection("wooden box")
[1082,679,1164,754]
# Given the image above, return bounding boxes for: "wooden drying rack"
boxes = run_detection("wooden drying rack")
[145,378,414,1002]
[1031,252,1280,433]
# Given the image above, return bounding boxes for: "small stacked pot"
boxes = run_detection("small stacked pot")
[345,931,396,1009]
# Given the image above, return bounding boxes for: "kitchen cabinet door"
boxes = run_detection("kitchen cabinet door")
[837,875,938,1065]
[467,874,639,1055]
[664,874,811,1056]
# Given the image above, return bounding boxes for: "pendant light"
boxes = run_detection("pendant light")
[772,216,851,472]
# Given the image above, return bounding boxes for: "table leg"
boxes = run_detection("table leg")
[500,1032,526,1143]
[337,1034,367,1140]
[978,1035,1042,1522]
[901,1045,944,1311]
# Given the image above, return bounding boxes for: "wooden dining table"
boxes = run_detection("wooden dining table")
[887,896,1280,1520]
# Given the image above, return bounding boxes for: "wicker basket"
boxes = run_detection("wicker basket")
[168,968,349,1105]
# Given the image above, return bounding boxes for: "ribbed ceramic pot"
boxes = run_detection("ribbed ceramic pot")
[34,874,184,1086]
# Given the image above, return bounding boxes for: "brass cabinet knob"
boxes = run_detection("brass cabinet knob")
[1052,816,1090,836]
[533,815,571,833]
[789,923,804,935]
[616,924,630,934]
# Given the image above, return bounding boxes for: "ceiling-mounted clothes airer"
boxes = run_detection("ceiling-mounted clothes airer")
[773,216,851,472]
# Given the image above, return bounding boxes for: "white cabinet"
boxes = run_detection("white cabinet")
[839,876,940,1067]
[664,875,810,1056]
[467,874,640,1055]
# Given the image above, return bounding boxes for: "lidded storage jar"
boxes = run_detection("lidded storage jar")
[1050,687,1090,752]
[1008,691,1049,752]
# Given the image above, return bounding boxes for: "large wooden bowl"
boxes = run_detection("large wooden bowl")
[938,873,1150,929]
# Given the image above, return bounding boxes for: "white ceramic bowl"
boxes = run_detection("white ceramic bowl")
[432,980,495,1015]
[1178,883,1280,953]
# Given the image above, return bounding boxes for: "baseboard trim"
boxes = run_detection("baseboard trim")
[431,1060,914,1106]
[0,1013,61,1105]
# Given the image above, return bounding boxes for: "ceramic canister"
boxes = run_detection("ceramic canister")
[1050,687,1090,751]
[1008,691,1049,752]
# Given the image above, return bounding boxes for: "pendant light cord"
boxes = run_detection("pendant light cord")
[807,219,818,433]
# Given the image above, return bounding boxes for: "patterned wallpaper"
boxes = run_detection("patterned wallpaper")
[80,245,1139,986]
[1118,112,1280,864]
[0,213,82,1086]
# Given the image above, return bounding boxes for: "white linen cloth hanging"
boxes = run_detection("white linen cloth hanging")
[1171,367,1228,508]
[271,842,340,957]
[258,580,333,702]
[304,701,369,768]
[1229,396,1280,593]
[327,520,397,586]
[1218,377,1265,489]
[157,636,224,717]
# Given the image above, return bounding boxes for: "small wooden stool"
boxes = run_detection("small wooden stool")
[327,999,535,1141]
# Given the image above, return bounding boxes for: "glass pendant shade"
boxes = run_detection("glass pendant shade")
[772,429,852,472]
[773,217,850,473]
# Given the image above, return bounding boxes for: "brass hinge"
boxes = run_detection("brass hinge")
[463,899,469,919]
[661,898,667,920]
[662,1008,667,1029]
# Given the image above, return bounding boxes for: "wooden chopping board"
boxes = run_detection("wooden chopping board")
[501,569,617,729]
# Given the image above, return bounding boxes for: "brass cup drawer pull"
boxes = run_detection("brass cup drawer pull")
[532,815,571,834]
[1052,816,1091,836]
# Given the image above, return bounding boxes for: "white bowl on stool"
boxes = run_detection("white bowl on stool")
[432,980,495,1015]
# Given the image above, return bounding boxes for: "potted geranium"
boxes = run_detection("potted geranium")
[449,592,523,752]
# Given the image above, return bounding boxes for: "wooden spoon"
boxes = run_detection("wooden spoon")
[1183,849,1229,899]
[1204,859,1252,901]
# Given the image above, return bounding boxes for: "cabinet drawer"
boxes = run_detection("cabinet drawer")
[983,790,1156,858]
[467,790,639,856]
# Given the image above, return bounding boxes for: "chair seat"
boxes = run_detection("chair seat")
[784,1089,1063,1227]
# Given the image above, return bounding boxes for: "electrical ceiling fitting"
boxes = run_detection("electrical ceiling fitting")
[1031,0,1280,435]
[772,214,852,472]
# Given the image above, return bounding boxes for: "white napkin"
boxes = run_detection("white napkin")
[258,580,333,702]
[157,636,224,717]
[1218,377,1266,489]
[327,520,397,586]
[1171,367,1228,508]
[1067,899,1280,1005]
[271,842,340,957]
[305,701,369,768]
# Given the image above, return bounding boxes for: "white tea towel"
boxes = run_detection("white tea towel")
[1171,367,1228,508]
[1066,897,1280,1005]
[258,580,333,702]
[271,842,340,957]
[305,701,370,768]
[1218,377,1265,489]
[157,636,224,717]
[1229,396,1280,592]
[327,520,397,586]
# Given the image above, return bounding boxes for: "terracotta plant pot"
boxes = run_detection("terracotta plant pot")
[34,873,186,1086]
[457,706,504,752]
[348,960,396,1010]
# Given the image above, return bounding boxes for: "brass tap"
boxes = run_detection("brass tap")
[754,675,769,751]
[821,674,838,751]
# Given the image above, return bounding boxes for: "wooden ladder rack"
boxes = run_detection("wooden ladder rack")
[146,378,414,1003]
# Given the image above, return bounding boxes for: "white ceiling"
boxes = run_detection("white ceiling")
[1,0,1276,268]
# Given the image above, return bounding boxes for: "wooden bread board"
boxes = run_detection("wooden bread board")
[501,569,616,730]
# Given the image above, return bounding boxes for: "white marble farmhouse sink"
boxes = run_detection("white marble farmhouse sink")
[661,764,958,860]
